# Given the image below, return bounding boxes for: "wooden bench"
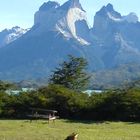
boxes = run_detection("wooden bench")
[27,108,58,123]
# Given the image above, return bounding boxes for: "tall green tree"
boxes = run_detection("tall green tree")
[49,55,90,91]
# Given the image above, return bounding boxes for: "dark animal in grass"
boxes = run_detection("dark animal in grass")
[65,133,78,140]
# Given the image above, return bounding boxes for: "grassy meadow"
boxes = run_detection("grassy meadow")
[0,119,140,140]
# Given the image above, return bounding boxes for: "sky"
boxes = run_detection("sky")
[0,0,140,31]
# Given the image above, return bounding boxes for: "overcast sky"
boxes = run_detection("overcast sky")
[0,0,140,31]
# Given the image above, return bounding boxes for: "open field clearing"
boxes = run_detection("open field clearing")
[0,119,140,140]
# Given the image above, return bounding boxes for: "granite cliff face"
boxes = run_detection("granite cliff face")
[91,3,140,68]
[0,1,140,81]
[34,0,90,45]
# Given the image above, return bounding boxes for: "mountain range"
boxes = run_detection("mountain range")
[0,0,140,87]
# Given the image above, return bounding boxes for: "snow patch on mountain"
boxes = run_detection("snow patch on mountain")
[66,7,90,45]
[107,12,122,22]
[107,12,138,23]
[0,26,29,48]
[5,27,29,44]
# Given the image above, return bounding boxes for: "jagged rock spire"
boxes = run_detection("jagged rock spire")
[39,1,60,11]
[106,3,114,11]
[60,0,85,11]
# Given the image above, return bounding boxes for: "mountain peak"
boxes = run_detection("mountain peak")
[95,3,122,21]
[39,1,60,11]
[34,0,89,45]
[106,3,114,11]
[60,0,85,11]
[12,26,20,29]
[95,3,138,24]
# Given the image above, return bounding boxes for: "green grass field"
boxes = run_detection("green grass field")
[0,119,140,140]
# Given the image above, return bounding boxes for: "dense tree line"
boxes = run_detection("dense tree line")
[0,56,140,121]
[0,84,140,121]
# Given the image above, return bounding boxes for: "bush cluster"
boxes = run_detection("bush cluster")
[0,84,140,121]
